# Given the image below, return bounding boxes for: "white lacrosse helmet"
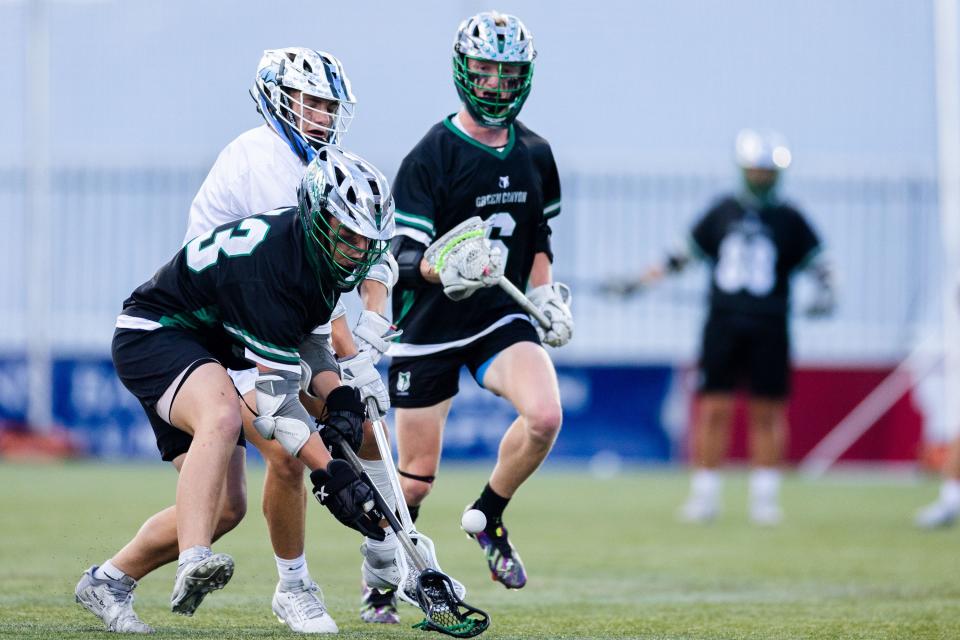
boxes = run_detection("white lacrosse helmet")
[453,11,536,128]
[251,47,356,162]
[298,147,395,289]
[735,129,792,171]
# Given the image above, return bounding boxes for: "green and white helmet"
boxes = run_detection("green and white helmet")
[298,147,395,290]
[453,11,536,128]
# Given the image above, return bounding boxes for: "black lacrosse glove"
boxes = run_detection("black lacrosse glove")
[310,459,385,541]
[321,385,365,459]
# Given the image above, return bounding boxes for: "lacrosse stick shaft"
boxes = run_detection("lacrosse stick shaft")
[367,407,416,532]
[338,441,430,573]
[497,277,551,330]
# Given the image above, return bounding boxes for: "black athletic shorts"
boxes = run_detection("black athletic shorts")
[112,327,246,461]
[388,319,540,408]
[698,310,791,398]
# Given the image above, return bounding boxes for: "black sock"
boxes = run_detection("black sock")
[474,483,510,534]
[407,503,421,524]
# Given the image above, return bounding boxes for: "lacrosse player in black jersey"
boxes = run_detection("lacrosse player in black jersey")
[75,148,399,632]
[367,12,571,615]
[622,129,835,526]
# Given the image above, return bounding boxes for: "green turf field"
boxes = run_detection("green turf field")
[1,462,958,639]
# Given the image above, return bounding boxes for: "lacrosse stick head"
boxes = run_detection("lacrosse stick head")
[397,531,467,607]
[412,569,490,638]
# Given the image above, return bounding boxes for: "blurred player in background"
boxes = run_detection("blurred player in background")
[617,129,835,525]
[181,48,402,633]
[75,149,397,633]
[374,10,572,620]
[916,433,960,528]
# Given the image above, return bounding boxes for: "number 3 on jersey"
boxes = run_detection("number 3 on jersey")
[715,231,776,296]
[186,218,270,273]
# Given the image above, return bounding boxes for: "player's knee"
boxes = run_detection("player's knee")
[401,477,434,506]
[525,402,563,445]
[217,494,247,534]
[264,449,306,487]
[199,405,243,442]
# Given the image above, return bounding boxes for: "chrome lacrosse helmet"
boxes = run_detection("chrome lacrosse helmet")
[453,11,536,128]
[252,47,356,162]
[298,147,395,290]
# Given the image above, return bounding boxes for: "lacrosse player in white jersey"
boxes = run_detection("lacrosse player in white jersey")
[74,48,402,635]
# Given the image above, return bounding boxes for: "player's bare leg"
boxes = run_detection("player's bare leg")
[747,397,787,525]
[396,401,453,510]
[917,435,960,528]
[110,447,247,580]
[75,446,246,633]
[680,393,735,523]
[242,376,341,634]
[165,362,243,615]
[471,341,562,588]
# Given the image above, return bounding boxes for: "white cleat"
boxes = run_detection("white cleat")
[170,553,234,616]
[272,579,339,634]
[915,499,960,529]
[75,565,154,633]
[750,501,783,527]
[678,497,719,524]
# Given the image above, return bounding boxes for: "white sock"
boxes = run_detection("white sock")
[276,554,310,585]
[94,559,126,582]
[691,469,721,501]
[178,545,211,567]
[750,468,781,504]
[941,479,960,506]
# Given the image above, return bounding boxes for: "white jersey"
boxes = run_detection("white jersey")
[186,124,345,328]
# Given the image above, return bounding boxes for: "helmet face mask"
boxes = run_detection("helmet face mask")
[298,148,395,290]
[453,11,536,128]
[252,48,356,162]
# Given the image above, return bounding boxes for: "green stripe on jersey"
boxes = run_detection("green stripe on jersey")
[159,306,219,330]
[395,210,435,236]
[222,323,299,364]
[543,199,561,218]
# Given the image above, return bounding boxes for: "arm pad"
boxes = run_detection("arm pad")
[299,334,336,398]
[391,235,429,287]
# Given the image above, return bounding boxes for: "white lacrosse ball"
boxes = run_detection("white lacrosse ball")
[460,509,487,534]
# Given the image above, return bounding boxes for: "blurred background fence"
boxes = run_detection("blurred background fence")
[0,167,944,464]
[0,168,942,361]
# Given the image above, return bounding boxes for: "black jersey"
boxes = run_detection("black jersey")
[118,208,337,372]
[690,194,821,316]
[391,115,561,348]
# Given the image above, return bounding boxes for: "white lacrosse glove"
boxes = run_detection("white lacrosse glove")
[353,310,402,365]
[425,217,505,301]
[527,282,574,348]
[339,351,389,419]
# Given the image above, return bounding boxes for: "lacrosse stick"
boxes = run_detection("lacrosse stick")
[496,277,551,331]
[365,403,467,608]
[336,403,489,638]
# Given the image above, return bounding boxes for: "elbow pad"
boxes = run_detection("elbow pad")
[253,369,316,457]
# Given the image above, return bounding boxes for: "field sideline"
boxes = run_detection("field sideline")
[1,463,958,639]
